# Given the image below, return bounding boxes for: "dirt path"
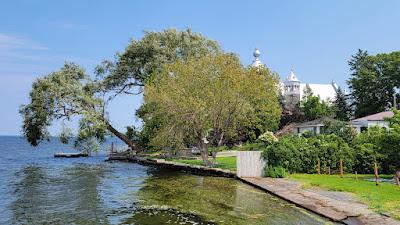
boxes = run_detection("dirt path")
[240,177,400,225]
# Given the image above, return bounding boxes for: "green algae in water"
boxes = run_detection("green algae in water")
[127,169,338,225]
[122,206,216,225]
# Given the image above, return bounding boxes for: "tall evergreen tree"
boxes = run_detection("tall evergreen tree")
[347,49,400,118]
[334,87,352,121]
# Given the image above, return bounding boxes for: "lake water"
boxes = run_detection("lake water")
[0,136,337,225]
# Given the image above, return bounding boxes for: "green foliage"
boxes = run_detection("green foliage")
[300,94,334,121]
[21,29,221,152]
[96,28,221,94]
[59,125,73,144]
[333,87,352,121]
[353,143,380,174]
[237,142,265,151]
[347,49,400,118]
[257,131,278,146]
[262,135,315,173]
[264,109,400,175]
[323,120,357,144]
[352,124,400,174]
[263,134,354,173]
[263,165,288,178]
[19,63,107,151]
[144,54,281,165]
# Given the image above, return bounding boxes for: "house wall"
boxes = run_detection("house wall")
[351,120,389,134]
[367,121,389,129]
[294,126,321,135]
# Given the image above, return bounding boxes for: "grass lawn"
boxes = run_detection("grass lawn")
[168,156,237,171]
[289,174,400,220]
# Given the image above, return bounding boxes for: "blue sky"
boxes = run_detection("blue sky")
[1,0,399,135]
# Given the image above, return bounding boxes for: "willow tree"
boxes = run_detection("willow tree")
[144,54,281,165]
[20,29,221,152]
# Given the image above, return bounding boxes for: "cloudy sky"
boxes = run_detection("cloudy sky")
[1,0,399,135]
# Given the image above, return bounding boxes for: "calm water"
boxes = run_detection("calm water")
[0,136,336,225]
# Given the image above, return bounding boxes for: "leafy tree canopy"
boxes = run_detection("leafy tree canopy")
[96,28,221,95]
[300,92,334,121]
[347,49,400,118]
[20,29,221,152]
[143,54,281,165]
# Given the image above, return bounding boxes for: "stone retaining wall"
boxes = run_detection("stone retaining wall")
[108,156,236,178]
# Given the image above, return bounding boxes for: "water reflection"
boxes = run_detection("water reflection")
[9,163,336,225]
[11,164,110,225]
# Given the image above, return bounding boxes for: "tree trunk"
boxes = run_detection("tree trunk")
[211,132,224,166]
[105,121,140,153]
[199,141,211,167]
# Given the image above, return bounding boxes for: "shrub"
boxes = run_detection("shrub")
[263,134,354,174]
[352,126,400,174]
[353,143,380,174]
[238,142,265,151]
[323,120,357,144]
[257,131,278,146]
[263,135,315,173]
[264,165,288,178]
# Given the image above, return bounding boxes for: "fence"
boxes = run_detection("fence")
[236,151,265,177]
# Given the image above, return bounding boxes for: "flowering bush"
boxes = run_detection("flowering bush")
[257,131,278,146]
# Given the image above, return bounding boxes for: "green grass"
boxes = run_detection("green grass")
[289,174,400,220]
[168,156,237,171]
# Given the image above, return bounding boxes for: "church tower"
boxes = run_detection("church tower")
[284,70,301,110]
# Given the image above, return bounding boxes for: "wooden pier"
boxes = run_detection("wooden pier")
[54,152,89,158]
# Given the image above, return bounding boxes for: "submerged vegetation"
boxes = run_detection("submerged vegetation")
[136,170,335,225]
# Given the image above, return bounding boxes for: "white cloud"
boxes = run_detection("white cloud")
[0,33,48,50]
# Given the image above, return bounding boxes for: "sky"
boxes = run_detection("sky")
[0,0,399,135]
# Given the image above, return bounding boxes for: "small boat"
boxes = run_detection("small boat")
[54,152,89,158]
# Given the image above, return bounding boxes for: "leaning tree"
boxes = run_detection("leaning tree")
[20,29,221,152]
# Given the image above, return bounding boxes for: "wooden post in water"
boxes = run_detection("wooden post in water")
[317,159,321,175]
[340,159,343,178]
[374,161,379,186]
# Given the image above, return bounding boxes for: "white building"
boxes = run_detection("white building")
[251,49,338,110]
[350,111,394,133]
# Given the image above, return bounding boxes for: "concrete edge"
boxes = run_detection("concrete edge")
[237,177,348,224]
[107,156,236,178]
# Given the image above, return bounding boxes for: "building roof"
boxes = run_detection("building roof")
[352,111,394,122]
[299,83,337,102]
[295,117,336,128]
[285,70,299,82]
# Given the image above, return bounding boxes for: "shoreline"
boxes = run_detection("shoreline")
[107,156,236,178]
[107,156,400,225]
